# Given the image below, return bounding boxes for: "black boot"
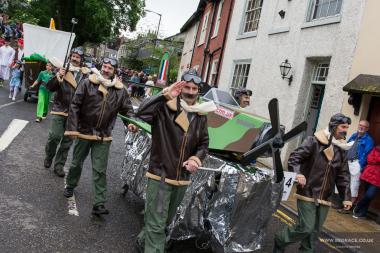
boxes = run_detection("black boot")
[44,159,52,168]
[54,167,65,177]
[135,238,144,253]
[63,187,74,198]
[273,240,284,253]
[92,205,109,215]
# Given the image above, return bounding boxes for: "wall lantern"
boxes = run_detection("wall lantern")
[280,59,293,86]
[278,10,286,19]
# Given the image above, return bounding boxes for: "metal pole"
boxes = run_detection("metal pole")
[63,18,78,68]
[156,14,161,41]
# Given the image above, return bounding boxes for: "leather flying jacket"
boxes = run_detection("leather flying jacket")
[45,67,90,117]
[64,74,134,141]
[288,130,352,207]
[136,93,209,186]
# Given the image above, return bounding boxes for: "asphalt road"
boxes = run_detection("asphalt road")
[0,83,342,253]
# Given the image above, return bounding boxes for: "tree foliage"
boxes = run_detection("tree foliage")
[2,0,145,45]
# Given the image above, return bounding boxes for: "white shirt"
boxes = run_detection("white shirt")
[0,45,15,66]
[17,48,24,61]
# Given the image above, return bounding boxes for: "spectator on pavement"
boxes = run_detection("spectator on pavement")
[8,60,22,100]
[353,145,380,219]
[145,75,155,97]
[342,120,374,209]
[130,71,140,97]
[0,37,15,86]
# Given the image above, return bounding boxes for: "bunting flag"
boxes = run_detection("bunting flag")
[158,51,170,83]
[49,18,56,30]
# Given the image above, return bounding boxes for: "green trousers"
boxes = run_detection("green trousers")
[138,178,187,253]
[36,85,50,118]
[45,115,73,170]
[275,199,330,253]
[65,138,111,207]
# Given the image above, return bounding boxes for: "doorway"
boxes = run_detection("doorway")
[305,62,329,136]
[366,96,380,215]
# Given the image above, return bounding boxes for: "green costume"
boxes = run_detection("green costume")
[137,179,187,253]
[65,139,111,206]
[35,70,53,118]
[45,115,73,171]
[275,200,329,253]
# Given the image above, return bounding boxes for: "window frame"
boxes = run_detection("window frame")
[208,58,219,85]
[198,11,210,46]
[306,0,343,22]
[212,0,224,38]
[229,59,252,94]
[238,0,263,38]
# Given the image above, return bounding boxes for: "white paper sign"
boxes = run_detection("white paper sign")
[23,23,76,62]
[281,171,297,201]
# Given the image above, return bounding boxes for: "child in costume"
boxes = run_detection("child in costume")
[31,62,54,122]
[9,61,22,101]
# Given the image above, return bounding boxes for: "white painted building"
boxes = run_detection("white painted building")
[218,0,379,155]
[177,15,200,81]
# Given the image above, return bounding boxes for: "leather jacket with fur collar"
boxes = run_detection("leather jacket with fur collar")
[136,93,209,186]
[64,74,133,141]
[45,67,90,117]
[288,130,352,207]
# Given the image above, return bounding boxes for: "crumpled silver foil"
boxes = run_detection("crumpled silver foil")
[121,130,284,252]
[120,129,152,199]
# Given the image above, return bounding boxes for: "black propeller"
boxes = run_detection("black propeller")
[240,98,307,183]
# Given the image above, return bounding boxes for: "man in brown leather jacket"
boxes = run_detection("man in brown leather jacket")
[44,48,89,177]
[63,57,135,215]
[136,69,216,253]
[274,113,353,253]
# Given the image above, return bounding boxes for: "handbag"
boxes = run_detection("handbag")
[348,160,361,176]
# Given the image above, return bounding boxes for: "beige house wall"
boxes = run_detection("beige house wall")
[342,0,380,135]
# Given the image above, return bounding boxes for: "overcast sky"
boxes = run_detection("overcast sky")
[125,0,199,38]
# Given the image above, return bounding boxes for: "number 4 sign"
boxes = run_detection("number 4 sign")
[281,171,297,201]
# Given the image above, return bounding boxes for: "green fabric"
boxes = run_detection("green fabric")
[36,70,53,84]
[23,53,49,63]
[137,178,187,253]
[275,199,330,253]
[66,139,111,206]
[45,115,73,169]
[36,85,50,117]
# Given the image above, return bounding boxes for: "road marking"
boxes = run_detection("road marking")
[0,119,29,152]
[0,99,24,110]
[274,209,343,253]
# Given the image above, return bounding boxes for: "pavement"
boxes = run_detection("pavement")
[0,83,358,253]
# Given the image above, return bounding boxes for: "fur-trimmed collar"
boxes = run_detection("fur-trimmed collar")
[60,67,90,89]
[166,98,210,115]
[89,73,123,89]
[314,129,353,161]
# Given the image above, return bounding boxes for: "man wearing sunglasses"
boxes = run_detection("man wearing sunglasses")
[234,87,252,108]
[63,57,135,215]
[44,47,90,177]
[135,69,216,253]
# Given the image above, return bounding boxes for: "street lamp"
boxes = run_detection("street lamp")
[145,9,162,43]
[280,59,293,86]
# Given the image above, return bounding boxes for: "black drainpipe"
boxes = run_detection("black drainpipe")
[200,0,218,80]
[214,0,234,88]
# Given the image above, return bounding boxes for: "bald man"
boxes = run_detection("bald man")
[345,120,374,206]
